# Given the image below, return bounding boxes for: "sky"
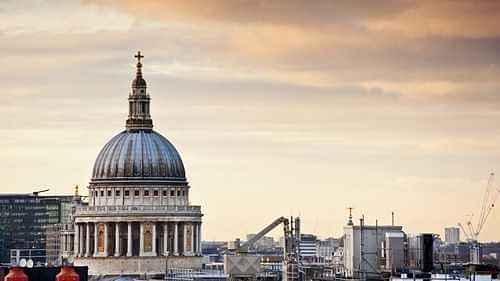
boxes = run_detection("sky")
[1,0,500,241]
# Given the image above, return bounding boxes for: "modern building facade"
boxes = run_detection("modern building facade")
[73,52,203,276]
[444,227,460,244]
[299,234,318,262]
[343,223,403,278]
[46,191,82,266]
[407,233,434,272]
[380,232,405,273]
[0,193,75,265]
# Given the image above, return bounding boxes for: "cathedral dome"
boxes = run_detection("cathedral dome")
[91,51,186,183]
[91,130,186,182]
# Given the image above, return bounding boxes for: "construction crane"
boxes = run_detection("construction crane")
[224,216,300,281]
[32,188,50,196]
[459,173,500,242]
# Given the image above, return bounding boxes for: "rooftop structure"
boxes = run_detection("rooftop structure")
[343,221,403,279]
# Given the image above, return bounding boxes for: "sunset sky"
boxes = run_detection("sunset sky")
[1,0,500,241]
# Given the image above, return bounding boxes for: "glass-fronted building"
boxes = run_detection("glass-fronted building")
[0,194,75,265]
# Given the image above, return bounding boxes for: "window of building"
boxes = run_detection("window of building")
[144,190,149,196]
[125,190,130,197]
[153,190,159,196]
[116,190,120,196]
[177,190,181,196]
[170,189,175,196]
[107,190,112,197]
[162,190,167,196]
[182,190,186,196]
[134,190,139,196]
[100,190,104,197]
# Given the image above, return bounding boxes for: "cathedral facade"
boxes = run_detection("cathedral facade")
[74,52,203,276]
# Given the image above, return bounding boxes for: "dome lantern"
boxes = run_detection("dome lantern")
[126,51,153,132]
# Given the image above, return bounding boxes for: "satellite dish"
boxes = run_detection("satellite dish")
[27,259,34,268]
[19,258,27,267]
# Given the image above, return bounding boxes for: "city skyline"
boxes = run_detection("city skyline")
[1,1,500,241]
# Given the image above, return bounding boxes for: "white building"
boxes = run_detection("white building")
[444,227,460,244]
[381,232,405,273]
[343,224,403,278]
[73,52,203,276]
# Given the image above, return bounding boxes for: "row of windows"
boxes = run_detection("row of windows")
[92,188,186,198]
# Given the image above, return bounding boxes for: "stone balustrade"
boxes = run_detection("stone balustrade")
[77,205,202,216]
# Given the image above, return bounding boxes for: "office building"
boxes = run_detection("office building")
[380,232,405,273]
[299,234,317,262]
[407,233,434,272]
[0,193,75,265]
[445,227,460,244]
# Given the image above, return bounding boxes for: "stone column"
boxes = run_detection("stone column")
[198,223,202,255]
[163,222,169,256]
[139,222,144,256]
[183,223,188,255]
[192,223,197,254]
[127,222,132,257]
[173,222,179,255]
[74,224,79,257]
[93,223,98,257]
[104,223,109,256]
[191,223,195,255]
[152,223,157,256]
[194,223,198,255]
[79,224,84,257]
[86,223,90,257]
[115,223,120,257]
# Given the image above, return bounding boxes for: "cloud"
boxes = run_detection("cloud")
[80,0,500,105]
[366,1,500,38]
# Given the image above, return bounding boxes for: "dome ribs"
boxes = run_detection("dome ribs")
[115,132,130,177]
[91,131,186,182]
[108,132,128,178]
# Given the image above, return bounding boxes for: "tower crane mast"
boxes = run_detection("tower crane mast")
[459,173,499,242]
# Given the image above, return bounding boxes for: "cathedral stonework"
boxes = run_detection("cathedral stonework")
[74,52,203,276]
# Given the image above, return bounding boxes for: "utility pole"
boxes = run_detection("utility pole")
[375,219,379,271]
[360,216,365,281]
